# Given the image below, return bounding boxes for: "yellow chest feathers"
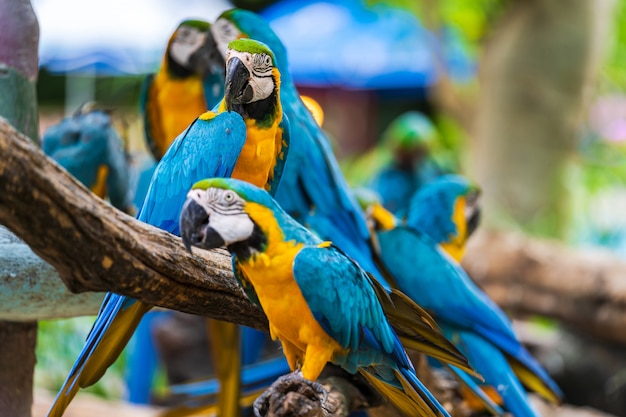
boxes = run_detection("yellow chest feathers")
[236,203,340,354]
[231,120,280,189]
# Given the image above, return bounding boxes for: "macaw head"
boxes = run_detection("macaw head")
[211,8,288,75]
[41,103,133,212]
[381,111,438,168]
[180,177,280,257]
[167,19,225,78]
[224,38,280,116]
[406,175,481,261]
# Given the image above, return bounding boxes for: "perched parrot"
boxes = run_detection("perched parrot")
[42,102,134,215]
[179,177,472,417]
[368,175,563,417]
[210,9,386,286]
[47,38,290,417]
[179,12,473,415]
[347,110,448,217]
[140,19,226,162]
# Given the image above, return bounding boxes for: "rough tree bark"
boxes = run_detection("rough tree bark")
[0,117,267,330]
[0,0,40,415]
[471,0,615,238]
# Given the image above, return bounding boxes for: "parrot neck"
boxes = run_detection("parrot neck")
[165,53,196,79]
[228,222,267,261]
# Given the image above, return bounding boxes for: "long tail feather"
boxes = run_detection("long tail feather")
[47,296,151,417]
[369,276,479,378]
[445,364,504,416]
[508,356,562,405]
[359,370,439,417]
[206,319,241,417]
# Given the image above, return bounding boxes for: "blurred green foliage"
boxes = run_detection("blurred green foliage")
[603,0,626,89]
[36,317,128,399]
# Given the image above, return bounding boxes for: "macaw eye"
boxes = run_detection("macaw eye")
[264,55,271,66]
[223,191,236,202]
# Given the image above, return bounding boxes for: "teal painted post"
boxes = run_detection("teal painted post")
[0,0,40,416]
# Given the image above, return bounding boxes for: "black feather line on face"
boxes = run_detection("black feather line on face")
[227,222,267,261]
[167,52,196,78]
[229,81,278,128]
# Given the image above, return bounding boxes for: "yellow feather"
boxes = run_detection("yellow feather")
[369,203,398,231]
[508,357,561,404]
[360,370,442,417]
[47,302,152,417]
[439,196,467,263]
[147,70,207,159]
[90,165,109,198]
[207,320,241,417]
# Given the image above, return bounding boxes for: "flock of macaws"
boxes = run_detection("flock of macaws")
[41,8,564,417]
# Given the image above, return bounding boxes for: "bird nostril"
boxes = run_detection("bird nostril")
[191,231,205,244]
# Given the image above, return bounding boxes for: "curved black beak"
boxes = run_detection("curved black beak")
[180,198,225,254]
[188,29,226,77]
[465,190,482,238]
[225,57,253,109]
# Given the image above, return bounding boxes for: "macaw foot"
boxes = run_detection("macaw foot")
[253,371,328,417]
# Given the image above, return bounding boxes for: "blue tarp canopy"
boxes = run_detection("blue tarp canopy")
[33,0,232,75]
[261,0,474,90]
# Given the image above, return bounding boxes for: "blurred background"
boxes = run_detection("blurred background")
[27,0,626,415]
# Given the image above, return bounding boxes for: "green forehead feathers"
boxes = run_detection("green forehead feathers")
[228,38,276,65]
[179,19,211,32]
[193,178,228,191]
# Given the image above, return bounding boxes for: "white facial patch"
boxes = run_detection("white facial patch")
[186,188,255,245]
[227,49,275,102]
[209,212,255,245]
[170,26,207,68]
[211,18,240,58]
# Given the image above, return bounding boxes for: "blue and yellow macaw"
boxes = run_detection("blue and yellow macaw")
[179,177,466,417]
[47,38,290,417]
[368,175,563,417]
[347,110,448,217]
[42,102,134,215]
[211,9,385,286]
[134,19,225,211]
[140,19,226,162]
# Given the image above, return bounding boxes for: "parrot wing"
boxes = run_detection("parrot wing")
[377,226,562,404]
[293,244,396,358]
[137,111,247,235]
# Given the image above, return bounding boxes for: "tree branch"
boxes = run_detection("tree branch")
[463,229,626,345]
[0,116,267,330]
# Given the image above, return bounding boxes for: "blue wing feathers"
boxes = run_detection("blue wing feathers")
[137,112,247,235]
[293,246,395,359]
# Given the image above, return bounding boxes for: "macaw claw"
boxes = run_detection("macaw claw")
[253,372,328,417]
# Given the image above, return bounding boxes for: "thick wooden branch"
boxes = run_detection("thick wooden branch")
[0,116,267,330]
[463,229,626,344]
